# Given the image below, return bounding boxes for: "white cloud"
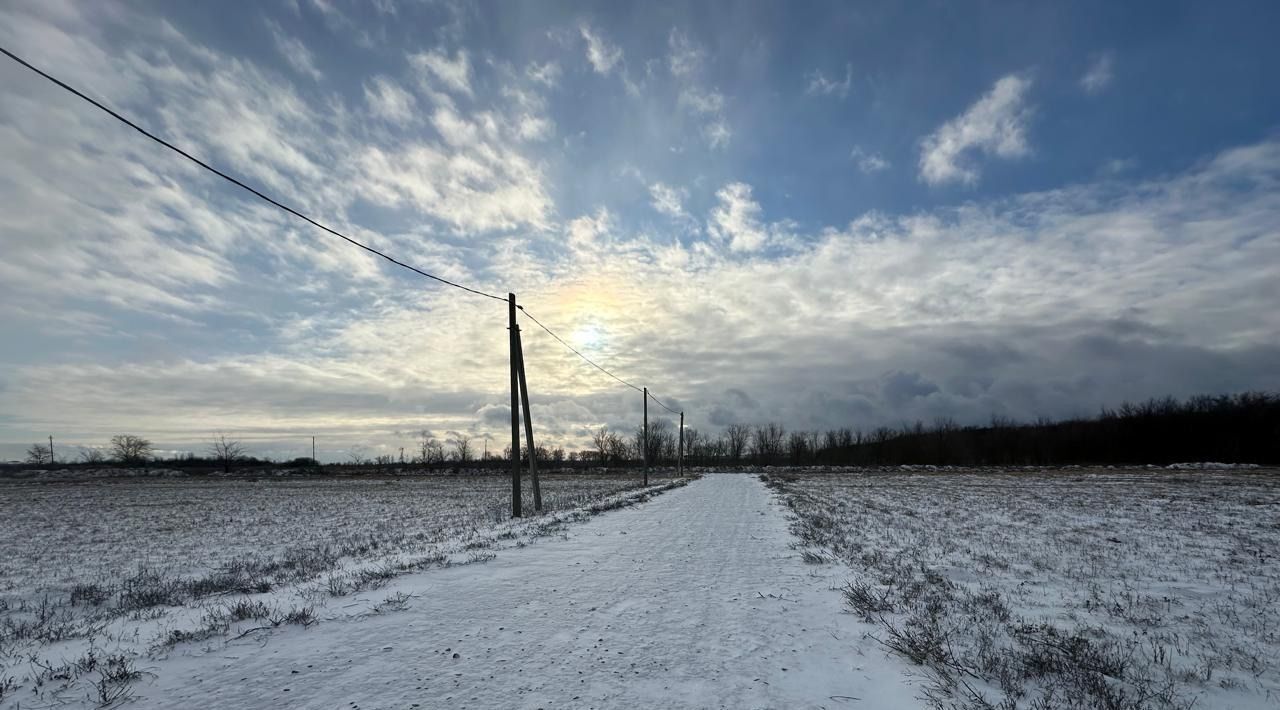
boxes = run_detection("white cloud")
[525,60,561,87]
[363,76,416,124]
[1101,157,1137,175]
[567,208,612,248]
[667,28,704,77]
[265,20,323,81]
[708,183,770,252]
[5,4,1278,460]
[515,114,554,141]
[678,87,724,115]
[648,182,687,218]
[1081,52,1114,94]
[578,22,621,75]
[356,135,552,233]
[677,88,731,149]
[851,146,890,174]
[410,48,472,97]
[919,74,1033,186]
[703,121,732,150]
[663,31,728,150]
[805,64,852,99]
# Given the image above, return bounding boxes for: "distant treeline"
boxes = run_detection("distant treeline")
[10,392,1277,473]
[809,392,1280,466]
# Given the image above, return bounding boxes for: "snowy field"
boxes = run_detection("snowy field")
[766,468,1280,710]
[0,472,683,706]
[5,473,921,710]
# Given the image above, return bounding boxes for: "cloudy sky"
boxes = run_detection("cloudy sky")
[2,0,1278,462]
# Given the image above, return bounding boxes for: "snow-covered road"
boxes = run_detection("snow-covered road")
[134,474,917,709]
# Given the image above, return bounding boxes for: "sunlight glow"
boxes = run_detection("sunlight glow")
[572,324,604,349]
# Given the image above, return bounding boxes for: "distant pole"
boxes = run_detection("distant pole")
[49,435,55,465]
[509,293,522,518]
[642,387,649,487]
[312,436,316,462]
[678,412,684,478]
[514,325,542,512]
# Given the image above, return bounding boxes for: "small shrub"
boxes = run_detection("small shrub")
[351,565,397,592]
[270,605,316,628]
[325,573,351,597]
[845,581,894,620]
[374,592,413,614]
[95,653,141,706]
[225,598,273,622]
[119,568,182,610]
[70,583,111,607]
[800,549,829,564]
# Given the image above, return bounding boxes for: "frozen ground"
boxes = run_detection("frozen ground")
[2,473,919,709]
[0,473,668,604]
[0,473,688,706]
[767,468,1280,709]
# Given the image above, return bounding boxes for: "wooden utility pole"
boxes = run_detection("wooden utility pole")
[514,324,542,512]
[49,435,55,466]
[312,436,316,463]
[678,412,684,477]
[509,293,522,518]
[642,387,649,487]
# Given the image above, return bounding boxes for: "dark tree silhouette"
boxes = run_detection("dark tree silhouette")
[450,434,473,464]
[724,424,750,464]
[110,434,153,464]
[25,443,52,465]
[207,434,246,473]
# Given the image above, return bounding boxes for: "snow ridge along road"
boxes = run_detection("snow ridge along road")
[135,473,916,709]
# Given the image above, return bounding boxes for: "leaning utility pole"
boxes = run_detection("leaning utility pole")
[514,323,542,512]
[642,387,649,487]
[678,412,684,477]
[508,293,522,518]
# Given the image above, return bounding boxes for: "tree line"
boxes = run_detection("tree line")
[589,392,1279,467]
[18,391,1278,471]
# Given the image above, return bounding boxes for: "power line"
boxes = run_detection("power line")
[3,44,688,415]
[0,45,505,303]
[647,391,681,416]
[517,307,643,394]
[518,307,683,415]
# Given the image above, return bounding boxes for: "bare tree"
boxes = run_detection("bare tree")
[79,447,106,464]
[751,423,787,464]
[110,434,153,465]
[605,432,628,464]
[450,434,473,464]
[347,445,369,466]
[707,434,727,462]
[591,426,612,465]
[417,430,445,466]
[787,431,809,464]
[207,433,246,473]
[724,424,750,464]
[683,427,702,465]
[25,443,52,465]
[634,419,673,466]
